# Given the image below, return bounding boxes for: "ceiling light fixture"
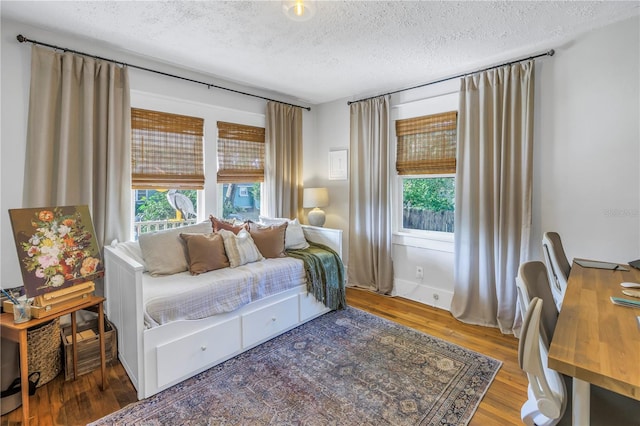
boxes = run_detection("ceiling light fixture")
[282,0,316,22]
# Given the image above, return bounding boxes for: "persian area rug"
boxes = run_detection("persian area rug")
[91,307,501,426]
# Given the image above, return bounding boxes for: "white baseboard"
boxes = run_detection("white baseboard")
[393,279,453,311]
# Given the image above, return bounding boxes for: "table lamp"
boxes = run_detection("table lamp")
[303,187,329,227]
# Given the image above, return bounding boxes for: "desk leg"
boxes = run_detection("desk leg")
[572,378,590,426]
[98,302,106,390]
[71,311,78,380]
[18,329,29,426]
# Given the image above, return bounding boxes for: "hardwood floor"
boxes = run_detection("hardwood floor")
[1,287,527,425]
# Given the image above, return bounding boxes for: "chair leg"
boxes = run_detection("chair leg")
[521,398,539,426]
[521,388,560,426]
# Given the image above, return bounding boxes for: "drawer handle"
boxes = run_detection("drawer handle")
[201,346,207,351]
[271,317,277,322]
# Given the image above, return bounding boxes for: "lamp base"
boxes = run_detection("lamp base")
[307,208,326,227]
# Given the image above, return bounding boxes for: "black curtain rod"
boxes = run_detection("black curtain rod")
[347,49,555,105]
[17,34,311,111]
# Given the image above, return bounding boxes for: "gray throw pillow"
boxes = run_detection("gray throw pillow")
[138,221,213,276]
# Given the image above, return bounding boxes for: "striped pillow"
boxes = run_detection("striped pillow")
[219,229,264,268]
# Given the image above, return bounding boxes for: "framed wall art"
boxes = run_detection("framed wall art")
[329,149,348,180]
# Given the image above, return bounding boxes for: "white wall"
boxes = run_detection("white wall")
[314,15,639,310]
[304,99,351,264]
[0,18,312,288]
[1,19,31,289]
[533,15,640,264]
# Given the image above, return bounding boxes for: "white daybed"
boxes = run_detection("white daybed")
[104,224,342,400]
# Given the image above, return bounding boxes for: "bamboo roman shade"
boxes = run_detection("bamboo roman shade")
[395,111,458,175]
[217,121,265,183]
[131,108,204,189]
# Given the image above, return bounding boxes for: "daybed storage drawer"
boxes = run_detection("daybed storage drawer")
[299,292,329,321]
[241,295,298,347]
[156,316,241,388]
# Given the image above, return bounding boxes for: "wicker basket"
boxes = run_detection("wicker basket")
[27,318,63,387]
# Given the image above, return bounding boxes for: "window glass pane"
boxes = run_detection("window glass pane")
[133,189,198,238]
[402,177,455,232]
[220,183,260,222]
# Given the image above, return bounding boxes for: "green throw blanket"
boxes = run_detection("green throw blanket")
[286,242,346,310]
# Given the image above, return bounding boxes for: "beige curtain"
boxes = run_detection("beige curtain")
[23,46,131,248]
[264,101,303,219]
[451,61,534,334]
[348,96,394,294]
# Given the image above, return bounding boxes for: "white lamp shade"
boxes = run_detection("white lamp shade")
[303,188,329,208]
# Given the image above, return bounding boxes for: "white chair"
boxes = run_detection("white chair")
[519,298,640,426]
[519,297,567,426]
[516,261,559,347]
[542,232,571,311]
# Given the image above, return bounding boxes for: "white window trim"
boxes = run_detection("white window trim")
[391,91,458,251]
[392,231,454,252]
[393,173,455,252]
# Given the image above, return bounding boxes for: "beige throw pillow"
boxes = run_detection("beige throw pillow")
[248,221,288,258]
[219,229,264,268]
[259,216,309,250]
[180,233,230,275]
[138,221,213,276]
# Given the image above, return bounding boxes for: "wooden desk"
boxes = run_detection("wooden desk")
[548,262,640,425]
[0,296,106,425]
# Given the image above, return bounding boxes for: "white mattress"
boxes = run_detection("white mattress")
[142,257,306,327]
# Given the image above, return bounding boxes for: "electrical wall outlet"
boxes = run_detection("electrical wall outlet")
[415,266,423,279]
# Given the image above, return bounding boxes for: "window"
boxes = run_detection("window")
[217,121,264,222]
[131,108,204,236]
[401,177,455,232]
[395,111,457,233]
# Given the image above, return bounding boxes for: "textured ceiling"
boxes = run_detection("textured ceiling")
[2,1,638,105]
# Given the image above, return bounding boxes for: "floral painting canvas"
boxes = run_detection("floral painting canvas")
[9,205,104,298]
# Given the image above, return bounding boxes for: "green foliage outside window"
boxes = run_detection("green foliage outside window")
[136,190,197,221]
[251,183,261,205]
[223,198,237,218]
[403,178,455,211]
[402,177,455,232]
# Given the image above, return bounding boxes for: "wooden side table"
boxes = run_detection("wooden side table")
[0,296,107,425]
